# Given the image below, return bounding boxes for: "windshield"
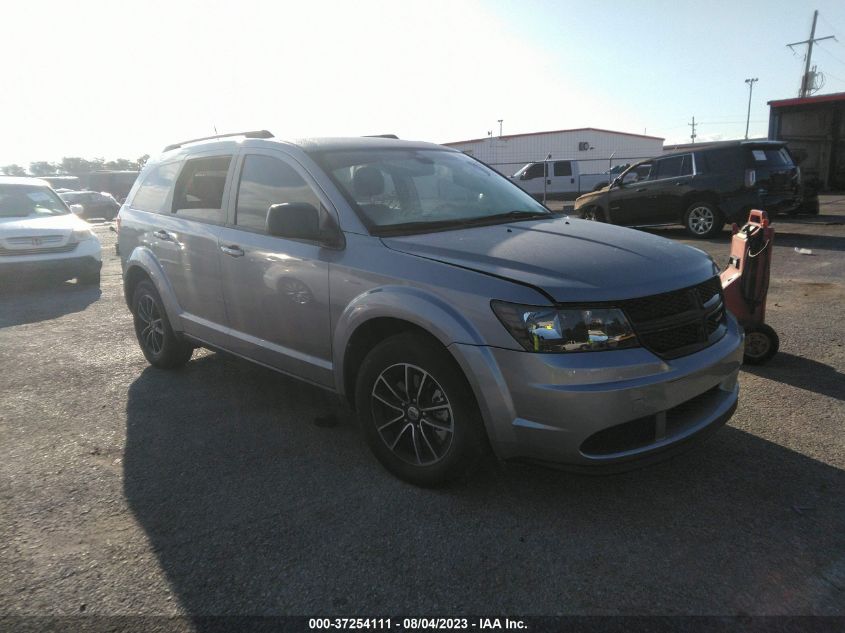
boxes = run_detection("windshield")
[311,149,550,234]
[0,185,70,218]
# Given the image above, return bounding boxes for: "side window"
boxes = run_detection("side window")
[622,163,652,184]
[680,154,693,176]
[235,155,322,232]
[653,155,685,180]
[130,162,180,213]
[553,161,572,177]
[172,156,232,223]
[524,163,546,179]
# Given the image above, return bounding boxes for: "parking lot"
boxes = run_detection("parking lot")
[1,200,843,617]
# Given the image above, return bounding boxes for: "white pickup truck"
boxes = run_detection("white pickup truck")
[510,160,627,200]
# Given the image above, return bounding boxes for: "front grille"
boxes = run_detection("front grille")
[581,386,723,456]
[0,243,77,257]
[620,276,727,359]
[6,235,64,246]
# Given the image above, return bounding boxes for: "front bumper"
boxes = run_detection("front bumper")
[0,255,101,281]
[451,314,743,469]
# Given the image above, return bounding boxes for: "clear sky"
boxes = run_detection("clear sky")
[2,0,845,167]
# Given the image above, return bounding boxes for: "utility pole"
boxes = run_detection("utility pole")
[689,116,697,144]
[744,78,758,139]
[497,119,503,137]
[787,10,835,97]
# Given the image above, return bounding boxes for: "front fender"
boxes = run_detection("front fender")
[124,246,184,331]
[332,285,486,397]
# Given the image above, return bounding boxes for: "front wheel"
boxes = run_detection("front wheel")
[743,323,779,365]
[355,332,486,486]
[581,206,605,222]
[683,202,723,238]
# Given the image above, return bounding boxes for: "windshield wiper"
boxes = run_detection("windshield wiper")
[372,210,553,236]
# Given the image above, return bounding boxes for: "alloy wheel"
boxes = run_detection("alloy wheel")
[136,294,165,355]
[370,363,455,466]
[688,206,715,235]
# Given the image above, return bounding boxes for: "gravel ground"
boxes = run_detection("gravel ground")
[1,199,843,620]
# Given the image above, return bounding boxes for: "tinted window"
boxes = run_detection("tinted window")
[654,155,685,180]
[235,155,321,232]
[524,163,545,179]
[131,162,180,213]
[172,156,231,223]
[553,161,572,177]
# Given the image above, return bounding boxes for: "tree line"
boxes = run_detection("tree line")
[1,155,150,177]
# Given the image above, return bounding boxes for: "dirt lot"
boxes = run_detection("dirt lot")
[1,199,843,619]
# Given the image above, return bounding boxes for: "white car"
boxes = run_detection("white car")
[0,177,102,286]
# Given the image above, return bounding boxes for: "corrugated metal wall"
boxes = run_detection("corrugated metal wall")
[445,130,663,177]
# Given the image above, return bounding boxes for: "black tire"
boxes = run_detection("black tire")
[354,332,487,486]
[77,269,100,286]
[131,280,193,369]
[743,323,779,365]
[683,202,724,238]
[581,206,606,222]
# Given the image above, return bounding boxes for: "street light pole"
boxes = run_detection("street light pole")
[745,78,758,140]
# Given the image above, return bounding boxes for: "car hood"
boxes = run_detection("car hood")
[0,213,90,234]
[381,217,717,303]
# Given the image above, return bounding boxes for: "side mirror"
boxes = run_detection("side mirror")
[266,202,342,247]
[70,204,84,214]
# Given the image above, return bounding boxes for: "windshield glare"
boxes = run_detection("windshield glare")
[312,149,549,232]
[0,185,70,218]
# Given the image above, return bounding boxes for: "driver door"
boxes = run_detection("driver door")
[607,161,655,225]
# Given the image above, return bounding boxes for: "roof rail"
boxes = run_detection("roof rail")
[364,134,399,139]
[163,129,274,152]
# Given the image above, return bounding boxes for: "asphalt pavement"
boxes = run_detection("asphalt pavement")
[1,200,843,621]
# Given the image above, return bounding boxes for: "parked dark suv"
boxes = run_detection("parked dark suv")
[574,141,801,238]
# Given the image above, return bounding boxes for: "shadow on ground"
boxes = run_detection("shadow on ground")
[0,280,101,328]
[123,354,845,620]
[744,352,844,402]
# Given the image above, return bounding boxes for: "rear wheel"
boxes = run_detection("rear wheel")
[743,324,779,365]
[684,202,723,238]
[132,280,193,369]
[355,332,486,486]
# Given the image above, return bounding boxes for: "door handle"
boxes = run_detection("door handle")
[152,229,174,241]
[220,244,245,257]
[546,179,551,185]
[675,181,688,186]
[636,188,647,192]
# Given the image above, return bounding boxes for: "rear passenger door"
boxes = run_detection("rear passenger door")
[147,153,234,344]
[216,150,334,387]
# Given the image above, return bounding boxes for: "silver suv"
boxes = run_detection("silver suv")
[118,131,743,485]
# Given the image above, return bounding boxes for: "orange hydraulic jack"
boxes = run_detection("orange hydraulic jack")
[720,209,779,364]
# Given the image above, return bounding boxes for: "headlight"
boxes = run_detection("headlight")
[491,300,639,353]
[71,228,96,242]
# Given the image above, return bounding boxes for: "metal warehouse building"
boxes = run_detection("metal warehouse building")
[443,127,664,178]
[768,92,845,190]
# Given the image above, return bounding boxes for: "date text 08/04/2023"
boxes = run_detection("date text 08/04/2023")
[308,618,527,630]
